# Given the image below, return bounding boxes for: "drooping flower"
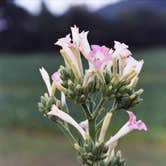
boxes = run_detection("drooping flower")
[39,67,52,96]
[48,105,86,140]
[87,45,112,70]
[105,111,147,147]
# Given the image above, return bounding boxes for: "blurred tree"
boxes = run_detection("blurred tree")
[0,0,166,53]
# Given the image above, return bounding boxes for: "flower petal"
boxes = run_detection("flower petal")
[39,67,52,96]
[79,119,88,131]
[51,71,61,84]
[48,105,86,139]
[123,57,144,76]
[106,111,147,147]
[113,41,132,58]
[55,34,71,48]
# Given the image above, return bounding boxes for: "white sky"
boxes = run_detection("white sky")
[15,0,122,16]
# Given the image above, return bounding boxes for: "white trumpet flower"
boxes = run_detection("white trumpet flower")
[48,105,86,140]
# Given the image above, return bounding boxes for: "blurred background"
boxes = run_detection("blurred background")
[0,0,166,165]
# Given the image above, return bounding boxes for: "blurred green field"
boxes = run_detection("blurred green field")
[0,48,166,165]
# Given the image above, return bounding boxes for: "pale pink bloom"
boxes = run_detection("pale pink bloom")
[39,67,52,96]
[48,105,86,140]
[55,34,78,65]
[113,41,132,58]
[106,111,147,147]
[79,119,88,131]
[51,71,62,84]
[127,111,147,130]
[123,56,144,75]
[79,31,91,57]
[55,34,71,48]
[71,25,80,48]
[71,25,91,57]
[87,45,112,70]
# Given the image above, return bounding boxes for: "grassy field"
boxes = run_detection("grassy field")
[0,48,166,165]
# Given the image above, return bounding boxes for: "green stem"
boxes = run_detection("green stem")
[96,118,104,133]
[92,97,105,119]
[89,118,96,141]
[56,120,78,145]
[82,103,92,119]
[109,99,117,113]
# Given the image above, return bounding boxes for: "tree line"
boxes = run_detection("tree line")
[0,0,166,53]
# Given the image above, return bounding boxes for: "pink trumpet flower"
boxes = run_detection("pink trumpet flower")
[106,111,147,147]
[88,45,112,70]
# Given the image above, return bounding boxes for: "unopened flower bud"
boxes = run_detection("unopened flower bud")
[130,76,139,89]
[98,112,112,144]
[126,71,137,83]
[135,89,144,96]
[74,143,80,151]
[113,57,118,76]
[76,84,82,95]
[129,94,136,100]
[56,99,61,108]
[117,150,122,158]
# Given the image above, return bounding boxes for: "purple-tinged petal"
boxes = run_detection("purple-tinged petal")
[79,119,88,131]
[106,111,147,147]
[87,45,112,70]
[51,71,62,84]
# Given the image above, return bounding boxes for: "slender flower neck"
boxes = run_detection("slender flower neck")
[106,111,147,147]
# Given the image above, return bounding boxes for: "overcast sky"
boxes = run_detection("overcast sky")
[15,0,122,16]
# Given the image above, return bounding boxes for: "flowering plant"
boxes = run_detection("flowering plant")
[38,26,147,166]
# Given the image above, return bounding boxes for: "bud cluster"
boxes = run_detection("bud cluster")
[38,26,147,166]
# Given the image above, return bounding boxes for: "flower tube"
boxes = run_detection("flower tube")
[48,105,86,140]
[106,111,147,147]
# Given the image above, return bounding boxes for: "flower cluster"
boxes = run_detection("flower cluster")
[38,26,147,166]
